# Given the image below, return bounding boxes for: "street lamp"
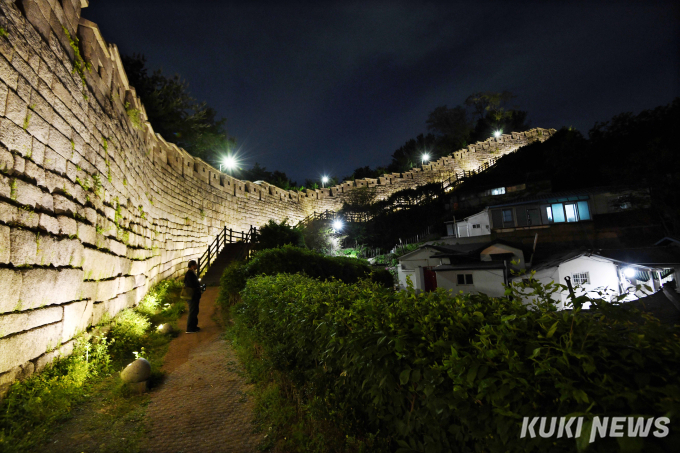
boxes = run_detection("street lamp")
[422,153,430,166]
[493,130,502,138]
[220,155,237,173]
[332,219,343,232]
[322,176,329,188]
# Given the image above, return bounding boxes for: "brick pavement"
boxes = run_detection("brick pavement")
[143,288,262,453]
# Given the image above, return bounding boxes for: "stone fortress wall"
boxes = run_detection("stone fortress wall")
[0,0,555,392]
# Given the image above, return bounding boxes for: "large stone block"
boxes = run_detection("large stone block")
[0,305,63,338]
[82,247,120,280]
[93,278,120,302]
[38,212,59,234]
[0,268,22,314]
[53,193,75,216]
[19,268,83,310]
[0,224,8,264]
[14,178,44,208]
[61,300,92,343]
[0,321,63,374]
[10,228,37,266]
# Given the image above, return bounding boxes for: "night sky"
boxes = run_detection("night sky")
[84,0,679,183]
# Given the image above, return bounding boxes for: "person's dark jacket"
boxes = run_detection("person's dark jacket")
[184,269,201,295]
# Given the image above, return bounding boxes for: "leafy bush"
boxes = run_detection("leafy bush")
[371,268,394,287]
[255,219,305,250]
[235,274,680,453]
[218,245,379,303]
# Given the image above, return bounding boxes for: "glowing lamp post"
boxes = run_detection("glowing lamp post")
[322,176,329,188]
[220,156,237,173]
[624,267,637,279]
[422,153,430,167]
[494,130,502,138]
[332,219,343,232]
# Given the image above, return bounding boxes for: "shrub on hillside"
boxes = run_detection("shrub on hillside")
[255,219,305,250]
[218,245,384,303]
[234,273,680,452]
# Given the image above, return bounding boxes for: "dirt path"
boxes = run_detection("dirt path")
[142,287,262,453]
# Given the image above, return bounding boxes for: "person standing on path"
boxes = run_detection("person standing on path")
[184,260,203,333]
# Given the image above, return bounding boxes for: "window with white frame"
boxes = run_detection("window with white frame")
[472,224,481,229]
[572,272,590,286]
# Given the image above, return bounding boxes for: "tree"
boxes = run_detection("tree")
[388,134,438,173]
[464,91,530,140]
[255,219,305,250]
[426,105,473,152]
[238,162,297,190]
[121,54,233,161]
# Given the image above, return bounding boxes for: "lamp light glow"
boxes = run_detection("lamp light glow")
[494,130,502,138]
[322,176,329,187]
[332,219,343,231]
[624,267,637,278]
[220,155,237,173]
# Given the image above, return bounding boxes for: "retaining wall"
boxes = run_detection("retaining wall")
[0,0,555,393]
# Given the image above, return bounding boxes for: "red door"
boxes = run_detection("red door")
[423,268,438,292]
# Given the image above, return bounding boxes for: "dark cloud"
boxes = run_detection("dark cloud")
[85,0,679,182]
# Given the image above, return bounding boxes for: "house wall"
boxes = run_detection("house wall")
[397,248,443,290]
[455,210,491,238]
[436,269,506,297]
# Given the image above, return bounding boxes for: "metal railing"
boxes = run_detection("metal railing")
[198,225,258,277]
[295,209,337,228]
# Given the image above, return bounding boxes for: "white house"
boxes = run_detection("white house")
[397,240,526,295]
[444,208,491,238]
[513,246,680,309]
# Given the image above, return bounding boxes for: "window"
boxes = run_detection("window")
[545,206,553,222]
[551,203,566,222]
[572,272,589,286]
[472,224,481,229]
[491,187,506,196]
[565,203,578,222]
[457,274,473,285]
[577,201,591,220]
[502,209,513,223]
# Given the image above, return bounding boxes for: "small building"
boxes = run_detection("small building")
[514,246,680,309]
[444,208,491,238]
[397,240,526,295]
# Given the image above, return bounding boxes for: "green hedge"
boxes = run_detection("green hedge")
[218,245,377,304]
[236,274,680,453]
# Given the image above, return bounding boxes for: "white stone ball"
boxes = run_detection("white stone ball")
[121,358,151,383]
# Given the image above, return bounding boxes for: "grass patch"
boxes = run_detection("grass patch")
[0,279,185,453]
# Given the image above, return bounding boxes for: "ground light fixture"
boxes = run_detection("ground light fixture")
[220,155,237,172]
[494,130,502,138]
[332,219,343,231]
[322,176,329,187]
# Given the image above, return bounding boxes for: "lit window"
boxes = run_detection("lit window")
[457,274,473,285]
[565,203,578,222]
[551,203,565,223]
[491,187,506,195]
[546,206,553,222]
[572,272,589,286]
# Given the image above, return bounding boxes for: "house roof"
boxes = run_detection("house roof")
[443,208,489,225]
[434,262,507,271]
[594,247,680,267]
[655,236,680,247]
[430,239,528,258]
[486,186,641,209]
[529,245,680,272]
